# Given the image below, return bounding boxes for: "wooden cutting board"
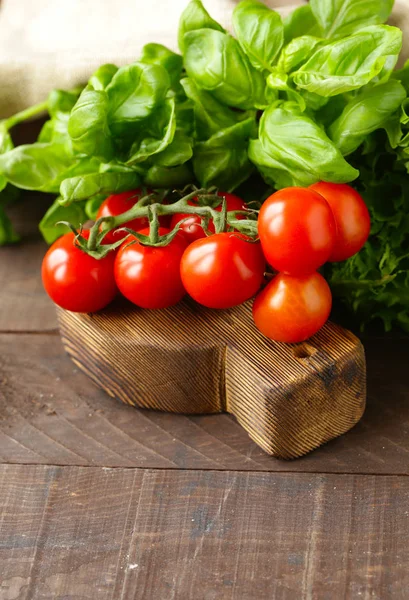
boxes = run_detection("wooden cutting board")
[57,298,366,459]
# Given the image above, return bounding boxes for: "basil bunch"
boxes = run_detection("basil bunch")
[1,0,409,331]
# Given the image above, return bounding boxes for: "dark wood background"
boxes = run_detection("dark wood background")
[1,129,409,598]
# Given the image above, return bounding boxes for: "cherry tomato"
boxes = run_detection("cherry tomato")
[42,232,117,313]
[253,272,332,343]
[309,182,371,262]
[258,187,336,276]
[96,189,170,244]
[180,232,265,309]
[170,192,247,244]
[114,228,188,309]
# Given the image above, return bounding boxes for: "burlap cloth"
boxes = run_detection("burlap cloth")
[0,0,407,117]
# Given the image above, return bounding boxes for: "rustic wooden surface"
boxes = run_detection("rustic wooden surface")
[0,161,408,597]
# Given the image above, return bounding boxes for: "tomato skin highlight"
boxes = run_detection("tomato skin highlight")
[42,232,117,313]
[180,232,266,309]
[97,189,170,244]
[253,272,332,343]
[170,192,247,244]
[309,182,371,262]
[258,187,336,276]
[114,228,188,309]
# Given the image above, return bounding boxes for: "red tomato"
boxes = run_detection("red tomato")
[258,187,336,276]
[170,192,247,244]
[97,189,170,244]
[309,182,371,262]
[180,232,265,309]
[253,272,332,343]
[114,227,188,309]
[42,232,117,313]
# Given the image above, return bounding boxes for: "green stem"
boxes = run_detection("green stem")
[87,221,102,252]
[149,205,160,244]
[4,100,49,130]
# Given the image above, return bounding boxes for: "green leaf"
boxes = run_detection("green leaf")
[107,62,170,135]
[0,143,74,192]
[258,105,359,186]
[248,138,297,188]
[48,89,81,117]
[283,5,321,43]
[329,81,407,156]
[68,86,113,160]
[310,0,394,39]
[277,36,322,73]
[89,64,118,90]
[181,77,253,139]
[0,205,19,245]
[140,43,183,89]
[144,163,192,188]
[193,118,255,190]
[292,25,402,97]
[392,59,409,94]
[184,29,267,110]
[126,98,176,164]
[266,69,306,110]
[232,0,283,72]
[85,195,106,220]
[60,171,141,203]
[37,90,79,145]
[39,196,87,244]
[178,0,224,53]
[154,129,193,167]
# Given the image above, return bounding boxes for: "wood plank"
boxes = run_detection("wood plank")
[0,332,408,473]
[1,195,57,332]
[0,464,408,600]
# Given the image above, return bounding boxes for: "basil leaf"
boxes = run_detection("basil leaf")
[181,77,252,139]
[68,86,113,160]
[140,43,183,89]
[0,205,19,244]
[184,29,267,110]
[127,98,176,165]
[178,0,224,53]
[232,0,283,72]
[293,25,402,97]
[283,5,321,43]
[266,70,306,111]
[310,0,394,39]
[89,64,118,91]
[0,143,74,192]
[39,196,87,244]
[60,171,141,203]
[85,195,106,220]
[38,89,81,144]
[154,130,193,167]
[392,59,409,94]
[259,106,359,185]
[107,62,170,135]
[193,118,255,190]
[144,163,192,188]
[329,81,407,156]
[248,138,298,188]
[48,89,81,117]
[277,36,322,73]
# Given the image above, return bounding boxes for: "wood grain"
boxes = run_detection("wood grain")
[0,464,408,600]
[0,332,407,473]
[0,196,57,333]
[57,298,366,459]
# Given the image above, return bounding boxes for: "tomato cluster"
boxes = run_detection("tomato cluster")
[42,183,370,344]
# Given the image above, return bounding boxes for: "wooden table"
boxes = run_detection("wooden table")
[1,194,408,600]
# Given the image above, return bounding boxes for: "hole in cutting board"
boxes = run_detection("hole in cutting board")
[293,344,316,360]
